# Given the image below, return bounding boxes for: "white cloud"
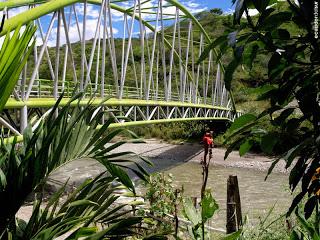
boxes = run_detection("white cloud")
[183,1,207,14]
[6,0,208,47]
[75,3,100,19]
[36,19,118,47]
[223,8,234,15]
[7,6,28,18]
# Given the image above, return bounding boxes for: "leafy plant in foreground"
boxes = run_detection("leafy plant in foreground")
[199,0,320,219]
[0,93,152,238]
[13,174,144,239]
[238,205,290,240]
[142,173,182,234]
[0,23,36,112]
[290,206,320,240]
[182,190,219,240]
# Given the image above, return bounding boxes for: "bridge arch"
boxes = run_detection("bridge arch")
[0,0,239,135]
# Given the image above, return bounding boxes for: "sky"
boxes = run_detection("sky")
[197,0,234,13]
[4,0,236,46]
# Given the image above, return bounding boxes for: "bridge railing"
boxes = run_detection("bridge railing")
[13,79,221,106]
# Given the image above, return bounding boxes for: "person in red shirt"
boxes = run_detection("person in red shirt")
[203,131,214,163]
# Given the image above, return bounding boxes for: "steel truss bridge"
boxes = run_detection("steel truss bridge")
[0,0,240,137]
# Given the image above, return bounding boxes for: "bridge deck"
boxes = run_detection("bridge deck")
[4,98,232,110]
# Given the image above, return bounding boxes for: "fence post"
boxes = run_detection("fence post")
[192,197,197,208]
[226,175,242,234]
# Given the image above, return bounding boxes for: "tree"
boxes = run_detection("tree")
[200,0,320,219]
[210,8,223,15]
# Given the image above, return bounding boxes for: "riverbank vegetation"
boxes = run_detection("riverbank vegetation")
[200,0,320,237]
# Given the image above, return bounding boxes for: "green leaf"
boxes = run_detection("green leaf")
[201,190,219,222]
[272,29,290,40]
[0,24,36,113]
[198,35,228,63]
[229,114,256,133]
[294,208,320,240]
[82,217,142,240]
[239,139,253,156]
[304,196,317,219]
[183,198,201,226]
[273,108,295,126]
[260,12,292,30]
[223,229,242,240]
[252,0,270,12]
[68,227,98,239]
[261,133,279,154]
[100,160,135,193]
[268,52,282,76]
[290,230,301,240]
[243,43,259,70]
[284,139,312,168]
[68,200,99,208]
[224,58,241,90]
[0,168,7,188]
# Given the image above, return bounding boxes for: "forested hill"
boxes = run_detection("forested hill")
[193,4,303,112]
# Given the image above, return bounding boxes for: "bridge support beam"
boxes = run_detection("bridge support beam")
[20,106,28,133]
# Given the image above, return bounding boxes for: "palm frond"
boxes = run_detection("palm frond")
[0,93,151,235]
[13,174,143,240]
[0,23,36,112]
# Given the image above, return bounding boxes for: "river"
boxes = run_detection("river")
[19,140,292,230]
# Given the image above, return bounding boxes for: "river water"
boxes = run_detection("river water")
[162,162,291,229]
[48,141,292,230]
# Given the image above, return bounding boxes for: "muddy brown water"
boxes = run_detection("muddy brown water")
[38,142,291,230]
[162,162,290,229]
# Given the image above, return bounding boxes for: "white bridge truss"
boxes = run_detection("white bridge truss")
[0,0,239,136]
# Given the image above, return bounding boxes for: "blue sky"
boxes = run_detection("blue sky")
[6,0,235,46]
[197,0,235,13]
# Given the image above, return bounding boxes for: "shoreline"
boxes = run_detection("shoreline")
[123,139,289,175]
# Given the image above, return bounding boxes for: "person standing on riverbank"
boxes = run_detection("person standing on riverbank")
[202,131,214,164]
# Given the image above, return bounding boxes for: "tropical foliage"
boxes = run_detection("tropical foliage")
[200,0,320,219]
[0,23,36,112]
[182,190,219,240]
[141,173,182,234]
[290,206,320,240]
[0,92,154,238]
[11,174,144,239]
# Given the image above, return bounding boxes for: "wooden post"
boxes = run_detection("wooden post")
[234,176,243,228]
[192,197,197,208]
[174,189,179,239]
[226,175,242,234]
